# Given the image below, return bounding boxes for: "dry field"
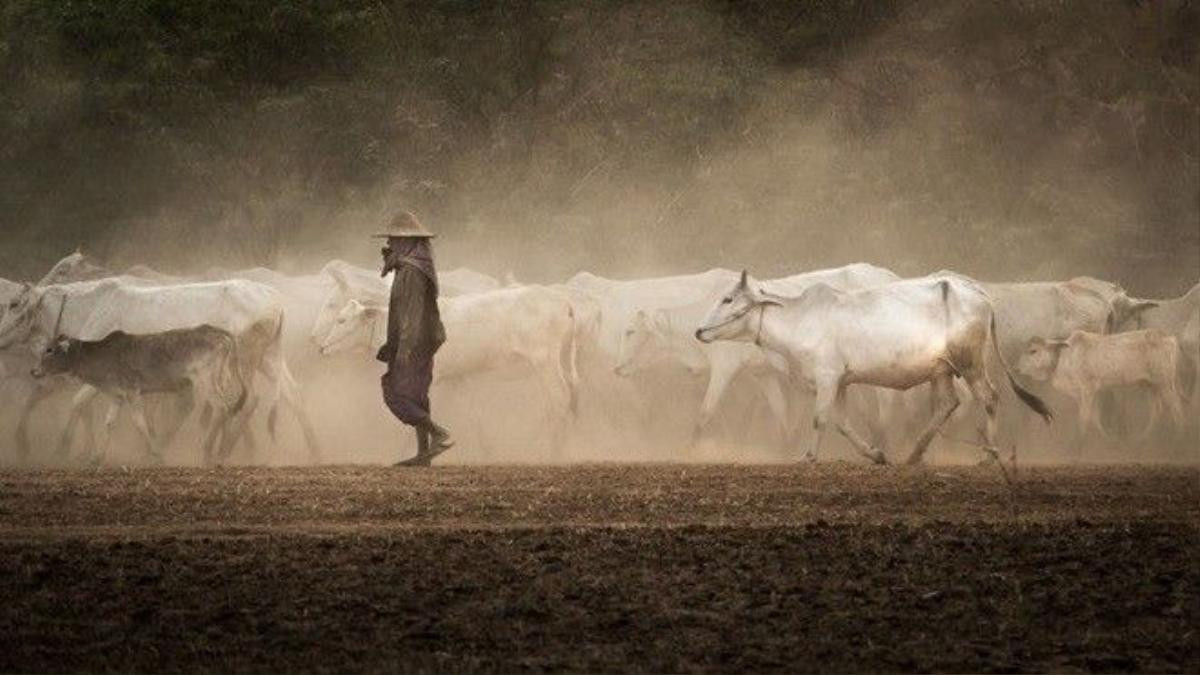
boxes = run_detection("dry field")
[0,463,1196,672]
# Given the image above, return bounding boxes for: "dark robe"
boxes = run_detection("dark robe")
[377,239,445,426]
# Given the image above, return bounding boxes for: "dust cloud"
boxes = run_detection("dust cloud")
[0,0,1196,465]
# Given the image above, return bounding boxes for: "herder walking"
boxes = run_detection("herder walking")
[373,211,455,466]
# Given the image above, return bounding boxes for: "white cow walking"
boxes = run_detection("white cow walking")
[1108,282,1199,398]
[0,277,321,463]
[1016,329,1187,450]
[696,271,1052,465]
[613,263,902,449]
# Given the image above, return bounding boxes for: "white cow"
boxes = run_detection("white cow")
[202,266,334,368]
[696,271,1052,465]
[317,285,582,451]
[1016,330,1186,447]
[565,269,752,445]
[310,260,501,346]
[612,264,902,449]
[0,277,320,463]
[1108,282,1199,397]
[982,279,1126,362]
[565,269,738,361]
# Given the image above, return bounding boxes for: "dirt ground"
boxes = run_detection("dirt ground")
[0,463,1196,673]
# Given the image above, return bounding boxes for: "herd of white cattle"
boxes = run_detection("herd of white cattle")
[0,252,1196,466]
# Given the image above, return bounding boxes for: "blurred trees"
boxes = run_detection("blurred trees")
[0,0,1195,293]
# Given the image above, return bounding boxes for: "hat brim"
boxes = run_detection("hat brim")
[371,232,436,238]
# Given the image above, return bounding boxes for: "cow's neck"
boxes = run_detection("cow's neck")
[754,302,819,362]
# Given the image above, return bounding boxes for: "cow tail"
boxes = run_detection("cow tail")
[561,304,581,416]
[266,314,285,442]
[990,313,1053,423]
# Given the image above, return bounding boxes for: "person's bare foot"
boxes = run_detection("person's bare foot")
[394,440,452,468]
[429,426,454,451]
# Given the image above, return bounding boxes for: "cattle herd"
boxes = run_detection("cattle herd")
[0,252,1196,466]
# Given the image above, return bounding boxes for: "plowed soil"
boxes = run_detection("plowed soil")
[0,463,1196,672]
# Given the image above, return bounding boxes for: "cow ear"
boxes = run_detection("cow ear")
[1047,339,1070,350]
[328,269,350,294]
[757,287,783,306]
[1129,300,1158,315]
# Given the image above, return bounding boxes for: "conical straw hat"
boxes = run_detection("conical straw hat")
[371,210,436,238]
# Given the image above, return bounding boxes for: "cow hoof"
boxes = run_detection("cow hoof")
[872,450,890,465]
[800,453,817,463]
[904,454,923,466]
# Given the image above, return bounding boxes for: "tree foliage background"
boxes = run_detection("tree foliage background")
[1,0,1196,294]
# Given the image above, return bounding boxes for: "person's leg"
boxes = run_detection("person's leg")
[426,418,454,450]
[416,423,430,456]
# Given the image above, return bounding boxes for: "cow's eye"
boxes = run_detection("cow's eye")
[721,297,732,305]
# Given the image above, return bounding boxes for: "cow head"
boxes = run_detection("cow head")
[311,270,354,347]
[1016,336,1070,382]
[614,309,703,377]
[0,283,39,351]
[318,299,382,356]
[695,270,781,344]
[1105,296,1159,333]
[31,335,76,378]
[37,250,108,286]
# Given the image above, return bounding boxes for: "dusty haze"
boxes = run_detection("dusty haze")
[1,0,1196,293]
[1,0,1197,465]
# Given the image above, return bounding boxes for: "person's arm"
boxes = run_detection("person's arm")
[377,267,433,363]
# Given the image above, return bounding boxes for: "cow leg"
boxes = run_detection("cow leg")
[263,356,321,463]
[229,396,261,462]
[56,385,101,461]
[532,356,572,457]
[862,388,899,454]
[833,384,888,465]
[1162,383,1185,431]
[200,410,223,466]
[127,396,162,464]
[905,373,959,465]
[693,361,738,447]
[756,374,792,450]
[14,381,58,462]
[156,389,196,454]
[801,376,840,463]
[964,371,1001,462]
[95,401,121,465]
[79,393,98,460]
[1072,391,1096,461]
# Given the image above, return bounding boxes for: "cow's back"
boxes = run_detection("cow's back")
[566,269,737,356]
[437,285,572,377]
[764,263,900,297]
[1060,329,1177,391]
[70,326,232,393]
[71,280,283,341]
[984,282,1111,359]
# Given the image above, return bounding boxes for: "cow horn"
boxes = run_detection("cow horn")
[52,294,67,339]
